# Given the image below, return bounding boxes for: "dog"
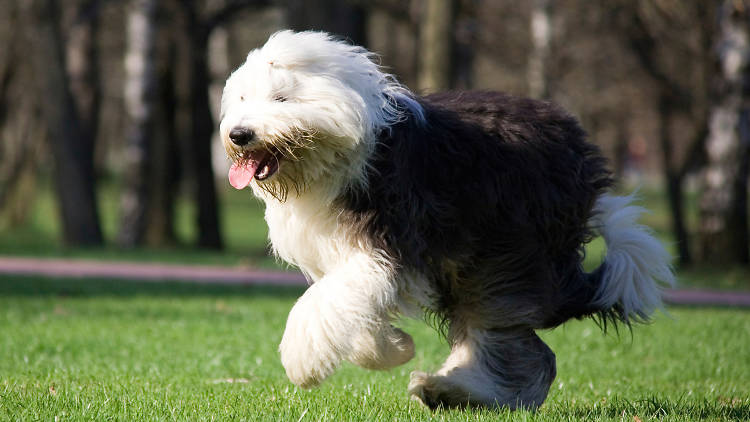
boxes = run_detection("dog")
[219,30,674,410]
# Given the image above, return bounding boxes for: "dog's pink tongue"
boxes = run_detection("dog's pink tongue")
[228,162,258,189]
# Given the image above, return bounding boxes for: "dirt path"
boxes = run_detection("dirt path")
[1,256,749,307]
[0,256,306,286]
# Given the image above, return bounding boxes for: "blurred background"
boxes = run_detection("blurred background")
[0,0,748,286]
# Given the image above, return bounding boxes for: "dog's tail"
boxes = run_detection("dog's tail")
[586,193,675,326]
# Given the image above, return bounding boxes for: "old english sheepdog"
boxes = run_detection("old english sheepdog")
[219,31,674,409]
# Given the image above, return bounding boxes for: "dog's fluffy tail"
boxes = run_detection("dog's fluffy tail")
[587,193,675,325]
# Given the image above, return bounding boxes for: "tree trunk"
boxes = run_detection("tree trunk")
[286,0,367,45]
[0,0,19,127]
[452,4,476,90]
[175,0,275,250]
[187,25,223,249]
[659,95,692,265]
[145,40,180,247]
[67,0,101,145]
[699,0,750,264]
[0,1,40,225]
[613,117,629,180]
[418,0,455,93]
[528,0,551,98]
[25,0,103,246]
[118,0,158,247]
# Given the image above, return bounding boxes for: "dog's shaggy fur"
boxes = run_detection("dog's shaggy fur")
[219,31,675,409]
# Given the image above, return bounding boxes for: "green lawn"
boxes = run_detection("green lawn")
[1,277,749,421]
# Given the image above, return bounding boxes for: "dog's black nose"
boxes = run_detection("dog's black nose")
[229,127,255,146]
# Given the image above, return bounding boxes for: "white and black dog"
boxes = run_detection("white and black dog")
[219,31,674,409]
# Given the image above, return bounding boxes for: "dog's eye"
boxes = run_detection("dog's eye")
[240,95,245,101]
[273,94,288,103]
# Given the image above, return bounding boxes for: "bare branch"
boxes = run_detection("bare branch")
[206,0,271,31]
[615,1,694,109]
[357,0,415,25]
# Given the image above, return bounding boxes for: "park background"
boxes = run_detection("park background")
[1,1,749,421]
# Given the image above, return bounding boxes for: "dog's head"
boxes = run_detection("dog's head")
[219,30,423,201]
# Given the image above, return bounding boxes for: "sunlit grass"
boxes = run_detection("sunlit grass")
[0,277,748,421]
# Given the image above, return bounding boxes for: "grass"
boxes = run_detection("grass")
[1,277,749,421]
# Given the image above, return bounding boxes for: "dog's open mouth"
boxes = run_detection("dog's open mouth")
[228,148,281,189]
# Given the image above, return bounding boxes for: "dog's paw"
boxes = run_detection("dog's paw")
[408,371,433,408]
[279,298,342,388]
[408,371,476,409]
[408,371,443,409]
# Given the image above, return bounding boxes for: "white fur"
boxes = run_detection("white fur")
[278,243,413,387]
[591,194,676,322]
[219,32,428,387]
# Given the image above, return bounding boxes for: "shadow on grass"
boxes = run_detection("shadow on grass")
[0,275,306,299]
[420,395,750,421]
[550,395,750,421]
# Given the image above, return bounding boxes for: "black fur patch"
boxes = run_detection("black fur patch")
[338,91,613,332]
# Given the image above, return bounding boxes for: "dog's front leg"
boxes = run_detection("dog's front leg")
[279,254,413,388]
[278,280,343,388]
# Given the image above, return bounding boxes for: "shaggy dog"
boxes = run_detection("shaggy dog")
[219,31,674,409]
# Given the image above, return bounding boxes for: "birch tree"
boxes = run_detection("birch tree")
[528,0,551,98]
[699,0,750,264]
[418,0,455,93]
[118,0,157,247]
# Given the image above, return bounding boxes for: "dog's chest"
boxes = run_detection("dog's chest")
[264,198,352,282]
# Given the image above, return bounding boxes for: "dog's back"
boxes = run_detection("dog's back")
[343,91,614,330]
[342,91,673,408]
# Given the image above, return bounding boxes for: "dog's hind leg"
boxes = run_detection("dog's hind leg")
[408,327,556,409]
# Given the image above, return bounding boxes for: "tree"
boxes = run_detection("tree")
[145,38,181,246]
[606,0,715,265]
[118,0,158,247]
[67,0,102,147]
[286,0,367,45]
[418,0,455,93]
[24,0,103,246]
[699,0,750,264]
[362,1,420,87]
[175,0,270,249]
[528,0,551,98]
